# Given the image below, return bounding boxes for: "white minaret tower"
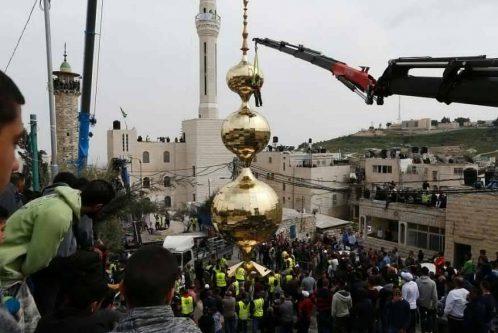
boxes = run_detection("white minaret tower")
[196,0,220,119]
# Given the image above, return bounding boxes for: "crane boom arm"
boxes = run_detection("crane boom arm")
[253,38,377,103]
[254,37,498,107]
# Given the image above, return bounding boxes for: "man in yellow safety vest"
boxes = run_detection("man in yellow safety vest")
[215,269,227,295]
[251,292,265,333]
[236,293,250,333]
[180,288,195,318]
[235,265,246,284]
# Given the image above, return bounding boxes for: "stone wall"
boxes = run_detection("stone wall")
[444,192,498,264]
[55,92,79,168]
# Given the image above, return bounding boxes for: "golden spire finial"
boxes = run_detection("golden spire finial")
[241,0,249,55]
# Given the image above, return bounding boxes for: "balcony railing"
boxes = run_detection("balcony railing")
[195,13,221,24]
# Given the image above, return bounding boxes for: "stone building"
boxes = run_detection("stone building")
[358,198,446,258]
[252,150,351,219]
[445,192,498,267]
[53,49,81,168]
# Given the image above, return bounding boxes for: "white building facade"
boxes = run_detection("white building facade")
[107,0,232,210]
[252,151,351,219]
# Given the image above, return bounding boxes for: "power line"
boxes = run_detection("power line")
[4,0,38,72]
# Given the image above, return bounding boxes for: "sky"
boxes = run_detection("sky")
[1,0,497,165]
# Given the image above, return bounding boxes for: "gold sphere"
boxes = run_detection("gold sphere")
[211,168,282,258]
[221,102,270,166]
[226,57,264,102]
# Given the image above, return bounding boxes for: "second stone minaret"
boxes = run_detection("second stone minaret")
[53,47,81,168]
[196,0,220,119]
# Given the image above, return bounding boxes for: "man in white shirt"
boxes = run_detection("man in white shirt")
[401,272,419,333]
[444,277,469,333]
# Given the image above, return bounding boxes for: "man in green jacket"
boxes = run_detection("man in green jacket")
[0,179,115,287]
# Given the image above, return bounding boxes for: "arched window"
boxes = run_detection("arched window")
[165,196,172,208]
[142,151,150,164]
[143,177,151,189]
[163,151,170,163]
[164,176,171,187]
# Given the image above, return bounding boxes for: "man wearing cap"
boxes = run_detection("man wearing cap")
[297,290,313,333]
[401,271,419,333]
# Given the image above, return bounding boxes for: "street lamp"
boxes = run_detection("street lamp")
[128,156,143,191]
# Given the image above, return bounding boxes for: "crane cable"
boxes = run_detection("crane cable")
[92,0,105,119]
[4,0,38,72]
[252,42,263,107]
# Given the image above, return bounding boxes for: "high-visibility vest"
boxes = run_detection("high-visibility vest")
[181,295,194,315]
[253,298,264,318]
[233,280,240,296]
[285,257,293,269]
[274,273,281,287]
[268,276,275,293]
[238,301,250,320]
[236,267,246,281]
[216,271,227,287]
[285,274,292,283]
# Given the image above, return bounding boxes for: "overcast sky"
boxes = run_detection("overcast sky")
[2,0,497,165]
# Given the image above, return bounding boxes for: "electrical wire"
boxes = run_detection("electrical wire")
[4,0,38,72]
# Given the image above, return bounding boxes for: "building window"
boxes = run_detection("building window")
[143,177,151,189]
[282,197,286,204]
[268,156,272,164]
[407,223,445,252]
[143,151,150,164]
[283,162,286,171]
[125,134,129,151]
[283,183,286,191]
[266,173,270,180]
[192,166,196,176]
[204,42,207,96]
[163,151,170,163]
[165,196,171,208]
[432,170,438,181]
[372,165,392,174]
[332,194,337,205]
[193,193,196,202]
[164,176,171,187]
[454,168,464,176]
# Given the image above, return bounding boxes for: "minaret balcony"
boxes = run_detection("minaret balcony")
[196,13,221,32]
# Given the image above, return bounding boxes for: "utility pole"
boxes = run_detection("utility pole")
[77,0,98,173]
[30,115,40,192]
[42,0,58,178]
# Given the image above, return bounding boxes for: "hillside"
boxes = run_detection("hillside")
[317,127,498,155]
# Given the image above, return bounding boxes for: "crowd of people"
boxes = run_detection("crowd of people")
[0,70,497,333]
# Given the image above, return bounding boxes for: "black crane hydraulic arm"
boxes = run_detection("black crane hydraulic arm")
[253,37,498,108]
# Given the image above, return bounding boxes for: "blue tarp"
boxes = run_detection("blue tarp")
[77,112,91,173]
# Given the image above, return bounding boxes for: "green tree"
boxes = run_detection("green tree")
[431,120,439,127]
[441,117,451,123]
[94,216,124,252]
[454,117,470,127]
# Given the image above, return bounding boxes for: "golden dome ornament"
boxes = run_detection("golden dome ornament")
[221,102,270,167]
[211,0,281,276]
